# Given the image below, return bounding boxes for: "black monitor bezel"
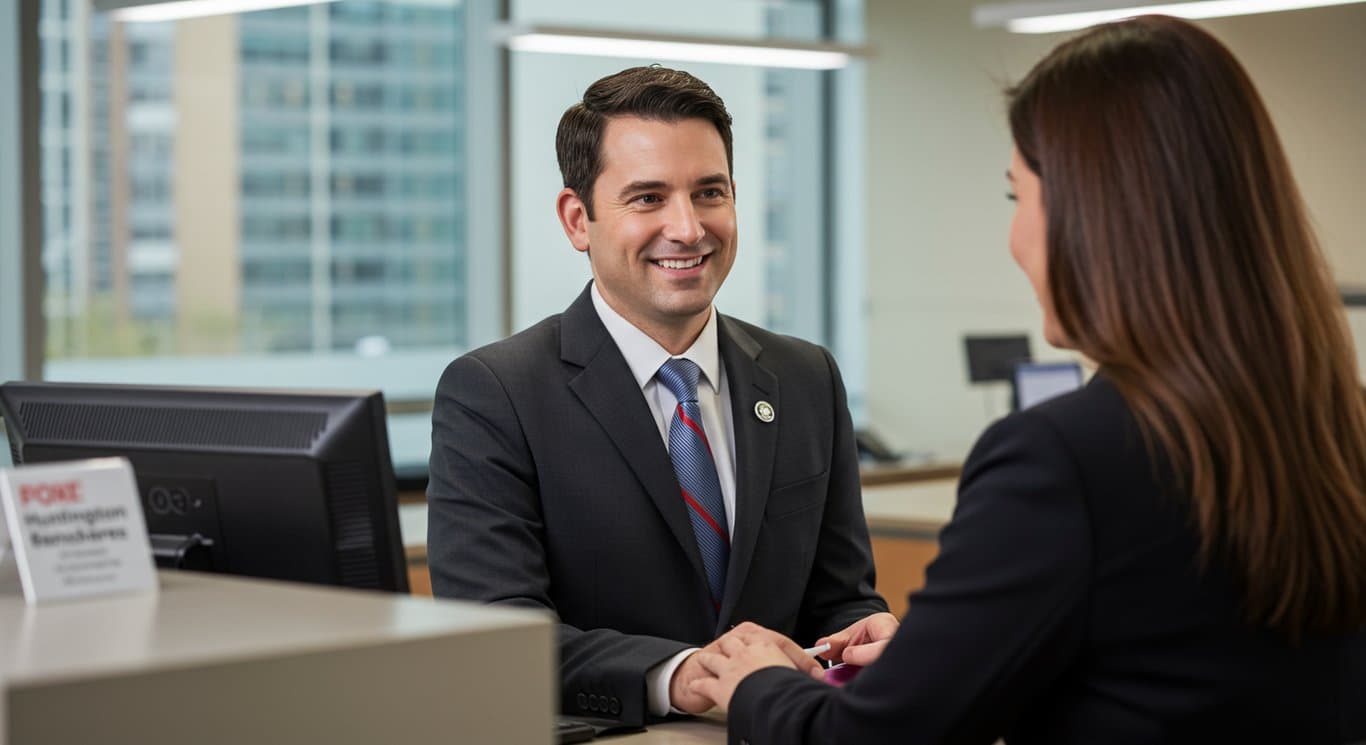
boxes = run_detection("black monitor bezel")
[0,381,408,593]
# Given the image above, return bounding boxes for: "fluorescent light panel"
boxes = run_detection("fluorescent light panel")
[506,33,852,70]
[976,0,1366,33]
[110,0,339,23]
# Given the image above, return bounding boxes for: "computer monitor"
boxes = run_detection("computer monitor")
[0,382,408,593]
[964,335,1033,383]
[1012,361,1084,411]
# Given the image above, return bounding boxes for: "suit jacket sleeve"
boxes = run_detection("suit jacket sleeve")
[426,354,690,726]
[795,348,890,643]
[727,409,1091,745]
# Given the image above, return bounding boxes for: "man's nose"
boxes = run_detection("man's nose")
[661,199,706,246]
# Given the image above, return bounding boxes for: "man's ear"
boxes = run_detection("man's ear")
[556,188,591,254]
[730,178,738,203]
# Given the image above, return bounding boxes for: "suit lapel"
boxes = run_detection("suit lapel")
[560,286,712,596]
[716,316,779,631]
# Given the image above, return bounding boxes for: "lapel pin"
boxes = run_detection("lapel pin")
[754,401,775,423]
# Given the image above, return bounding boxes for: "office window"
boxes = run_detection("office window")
[28,0,862,474]
[509,0,840,346]
[36,0,494,475]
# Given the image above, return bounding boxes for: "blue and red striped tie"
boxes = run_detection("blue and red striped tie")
[656,358,730,611]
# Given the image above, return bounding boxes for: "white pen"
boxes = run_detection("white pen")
[803,642,831,657]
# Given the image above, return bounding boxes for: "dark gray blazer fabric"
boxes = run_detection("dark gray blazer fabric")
[726,374,1366,745]
[427,285,887,726]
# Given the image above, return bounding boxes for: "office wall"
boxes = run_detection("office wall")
[864,0,1366,458]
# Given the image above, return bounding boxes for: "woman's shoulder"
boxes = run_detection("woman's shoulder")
[979,373,1134,452]
[967,372,1156,502]
[1027,372,1143,451]
[1034,371,1130,429]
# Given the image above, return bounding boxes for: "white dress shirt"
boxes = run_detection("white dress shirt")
[589,282,737,716]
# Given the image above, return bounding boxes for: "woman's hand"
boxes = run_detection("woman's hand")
[814,611,899,666]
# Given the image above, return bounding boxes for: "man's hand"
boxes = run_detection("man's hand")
[669,622,823,713]
[816,611,900,666]
[689,625,825,712]
[668,649,722,714]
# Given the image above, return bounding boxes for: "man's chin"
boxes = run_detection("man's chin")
[654,296,716,322]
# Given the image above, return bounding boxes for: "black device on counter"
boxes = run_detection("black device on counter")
[0,381,408,593]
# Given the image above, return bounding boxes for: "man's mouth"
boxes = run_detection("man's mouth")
[652,255,707,270]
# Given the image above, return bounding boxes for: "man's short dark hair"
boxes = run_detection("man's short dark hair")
[556,66,734,220]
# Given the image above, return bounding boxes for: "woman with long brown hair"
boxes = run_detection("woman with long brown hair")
[690,15,1366,744]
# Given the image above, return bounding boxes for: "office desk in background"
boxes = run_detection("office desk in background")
[400,471,961,618]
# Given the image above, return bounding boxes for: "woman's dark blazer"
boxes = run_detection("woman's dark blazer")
[727,373,1366,745]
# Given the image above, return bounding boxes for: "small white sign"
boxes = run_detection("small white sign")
[0,457,158,604]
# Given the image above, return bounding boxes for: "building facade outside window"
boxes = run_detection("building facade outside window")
[25,0,865,474]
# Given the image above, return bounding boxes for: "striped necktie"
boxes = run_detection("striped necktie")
[656,358,730,610]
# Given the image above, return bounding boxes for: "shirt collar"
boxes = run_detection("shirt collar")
[590,281,721,394]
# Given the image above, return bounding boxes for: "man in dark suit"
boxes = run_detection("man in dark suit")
[426,66,893,726]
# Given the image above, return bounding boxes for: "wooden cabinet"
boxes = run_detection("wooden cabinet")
[408,561,432,596]
[870,535,940,617]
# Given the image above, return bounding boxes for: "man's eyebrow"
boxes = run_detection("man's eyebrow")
[696,173,730,187]
[617,180,667,199]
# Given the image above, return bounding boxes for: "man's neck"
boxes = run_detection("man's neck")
[641,316,709,356]
[594,289,711,356]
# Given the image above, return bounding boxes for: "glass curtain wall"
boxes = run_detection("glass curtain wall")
[37,0,484,474]
[31,0,864,474]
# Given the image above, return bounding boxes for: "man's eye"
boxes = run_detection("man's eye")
[699,188,725,199]
[635,194,662,205]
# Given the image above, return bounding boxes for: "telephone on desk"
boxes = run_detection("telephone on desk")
[855,429,903,463]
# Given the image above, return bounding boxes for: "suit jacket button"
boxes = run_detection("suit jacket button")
[576,692,588,710]
[609,697,620,715]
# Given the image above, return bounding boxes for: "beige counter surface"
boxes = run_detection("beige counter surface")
[613,712,729,744]
[861,477,958,538]
[0,571,546,685]
[1,571,555,745]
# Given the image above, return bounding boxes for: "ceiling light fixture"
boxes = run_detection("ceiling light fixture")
[499,25,863,70]
[100,0,340,23]
[973,0,1366,34]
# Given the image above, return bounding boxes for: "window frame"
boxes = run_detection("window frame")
[2,0,44,386]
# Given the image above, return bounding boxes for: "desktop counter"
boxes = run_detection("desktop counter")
[0,571,555,745]
[1,472,960,744]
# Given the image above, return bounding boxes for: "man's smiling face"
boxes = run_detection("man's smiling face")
[574,115,737,339]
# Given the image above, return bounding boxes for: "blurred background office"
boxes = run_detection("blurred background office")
[2,0,1363,475]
